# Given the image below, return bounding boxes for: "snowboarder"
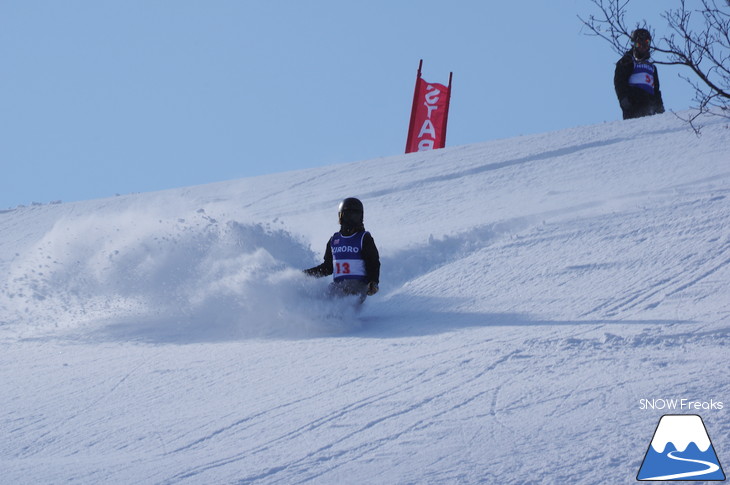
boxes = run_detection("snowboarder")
[614,28,665,120]
[304,197,380,303]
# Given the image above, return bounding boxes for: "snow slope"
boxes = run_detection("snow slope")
[1,112,728,484]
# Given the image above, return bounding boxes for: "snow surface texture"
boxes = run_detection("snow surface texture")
[1,112,728,484]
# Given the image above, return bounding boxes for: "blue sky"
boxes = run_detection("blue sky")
[1,1,695,209]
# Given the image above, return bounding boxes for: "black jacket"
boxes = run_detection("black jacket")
[614,51,665,119]
[304,230,380,284]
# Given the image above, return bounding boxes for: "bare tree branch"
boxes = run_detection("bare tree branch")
[580,0,730,132]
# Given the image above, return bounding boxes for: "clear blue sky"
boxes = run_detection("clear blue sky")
[1,1,695,209]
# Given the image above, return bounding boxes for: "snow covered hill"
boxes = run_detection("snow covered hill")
[1,112,728,484]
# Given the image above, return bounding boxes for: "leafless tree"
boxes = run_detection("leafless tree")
[580,0,730,132]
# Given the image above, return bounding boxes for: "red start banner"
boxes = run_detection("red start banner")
[405,60,452,154]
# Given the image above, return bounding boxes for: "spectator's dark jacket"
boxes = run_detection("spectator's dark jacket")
[614,51,665,119]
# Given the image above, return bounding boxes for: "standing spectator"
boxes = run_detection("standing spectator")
[614,28,665,120]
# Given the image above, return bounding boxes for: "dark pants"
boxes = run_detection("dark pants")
[622,105,659,120]
[328,280,369,304]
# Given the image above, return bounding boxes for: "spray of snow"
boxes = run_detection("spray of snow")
[0,208,361,341]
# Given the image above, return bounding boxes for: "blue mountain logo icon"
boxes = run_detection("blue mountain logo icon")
[637,414,725,481]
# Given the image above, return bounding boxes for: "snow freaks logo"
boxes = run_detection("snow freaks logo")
[637,415,726,481]
[639,398,723,411]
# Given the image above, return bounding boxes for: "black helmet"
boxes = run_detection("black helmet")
[631,29,651,61]
[338,197,364,228]
[631,28,651,43]
[631,28,652,60]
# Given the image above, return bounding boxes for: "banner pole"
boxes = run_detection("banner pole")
[440,71,453,149]
[405,59,423,153]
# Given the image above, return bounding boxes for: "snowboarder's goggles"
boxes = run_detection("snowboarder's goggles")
[635,37,651,48]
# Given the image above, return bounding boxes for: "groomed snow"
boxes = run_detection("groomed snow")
[1,112,728,484]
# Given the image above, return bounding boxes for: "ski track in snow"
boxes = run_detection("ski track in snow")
[0,112,729,484]
[165,347,526,484]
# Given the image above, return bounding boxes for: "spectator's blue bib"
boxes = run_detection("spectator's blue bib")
[331,231,368,281]
[628,61,656,95]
